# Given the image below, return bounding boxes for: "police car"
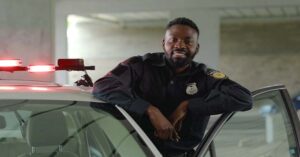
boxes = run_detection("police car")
[0,59,162,157]
[1,59,300,157]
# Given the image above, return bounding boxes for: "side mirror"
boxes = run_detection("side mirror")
[0,115,6,129]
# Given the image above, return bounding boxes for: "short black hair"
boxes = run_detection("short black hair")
[166,17,199,36]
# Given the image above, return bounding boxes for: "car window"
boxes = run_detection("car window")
[84,111,148,157]
[0,100,154,157]
[204,89,298,157]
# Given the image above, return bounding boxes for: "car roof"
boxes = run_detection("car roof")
[0,79,103,102]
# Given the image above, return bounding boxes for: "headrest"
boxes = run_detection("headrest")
[26,112,68,147]
[0,115,6,129]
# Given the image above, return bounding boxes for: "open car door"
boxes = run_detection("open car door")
[194,85,300,157]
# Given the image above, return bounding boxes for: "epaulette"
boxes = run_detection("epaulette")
[206,68,227,79]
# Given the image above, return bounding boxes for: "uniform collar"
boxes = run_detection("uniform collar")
[174,62,206,77]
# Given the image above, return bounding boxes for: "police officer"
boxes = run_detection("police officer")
[93,17,252,157]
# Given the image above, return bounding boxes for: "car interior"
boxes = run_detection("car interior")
[0,100,152,157]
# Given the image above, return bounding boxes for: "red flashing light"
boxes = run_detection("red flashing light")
[30,87,48,91]
[0,86,16,90]
[28,65,55,73]
[0,59,22,67]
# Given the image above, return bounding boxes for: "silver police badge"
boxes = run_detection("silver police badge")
[186,83,198,95]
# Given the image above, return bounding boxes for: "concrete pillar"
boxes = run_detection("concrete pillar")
[54,10,68,84]
[170,9,220,68]
[0,0,54,81]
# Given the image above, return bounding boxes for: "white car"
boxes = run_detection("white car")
[1,59,300,157]
[0,59,162,157]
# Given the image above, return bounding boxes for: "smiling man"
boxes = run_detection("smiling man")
[93,17,252,157]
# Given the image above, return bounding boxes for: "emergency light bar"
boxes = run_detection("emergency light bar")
[56,59,95,71]
[0,59,22,67]
[0,59,95,72]
[28,65,55,73]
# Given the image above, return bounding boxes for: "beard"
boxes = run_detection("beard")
[165,48,196,69]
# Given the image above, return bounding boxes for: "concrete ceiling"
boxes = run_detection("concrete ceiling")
[90,6,300,22]
[220,6,300,18]
[59,0,300,26]
[58,0,300,14]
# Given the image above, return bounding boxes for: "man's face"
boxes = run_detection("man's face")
[163,24,199,68]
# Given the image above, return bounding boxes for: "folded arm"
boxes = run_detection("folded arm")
[92,57,150,117]
[188,77,253,116]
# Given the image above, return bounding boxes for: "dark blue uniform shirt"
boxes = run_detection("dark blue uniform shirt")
[93,52,252,156]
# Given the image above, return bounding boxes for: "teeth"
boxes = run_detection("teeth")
[174,51,185,54]
[173,53,186,58]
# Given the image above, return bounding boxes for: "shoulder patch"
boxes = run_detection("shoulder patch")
[207,69,227,79]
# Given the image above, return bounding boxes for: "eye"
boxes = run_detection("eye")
[185,39,194,45]
[167,37,177,43]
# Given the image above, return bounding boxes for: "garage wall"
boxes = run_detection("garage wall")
[68,19,300,95]
[0,0,54,81]
[220,21,300,95]
[67,22,165,84]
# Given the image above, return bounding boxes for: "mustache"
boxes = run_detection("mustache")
[172,48,189,53]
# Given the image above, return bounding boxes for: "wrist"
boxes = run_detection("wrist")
[181,100,189,112]
[146,105,157,116]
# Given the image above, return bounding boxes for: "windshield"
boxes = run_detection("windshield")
[0,100,153,157]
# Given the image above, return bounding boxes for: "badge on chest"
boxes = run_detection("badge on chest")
[186,82,198,95]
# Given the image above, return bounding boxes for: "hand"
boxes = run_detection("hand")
[147,105,180,141]
[169,100,189,132]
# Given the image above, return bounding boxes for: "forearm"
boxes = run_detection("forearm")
[187,80,252,116]
[92,57,151,117]
[93,78,151,116]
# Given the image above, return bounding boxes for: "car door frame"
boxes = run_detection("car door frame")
[115,105,163,157]
[193,85,300,157]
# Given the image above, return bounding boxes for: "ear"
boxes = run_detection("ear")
[195,43,200,54]
[162,39,166,51]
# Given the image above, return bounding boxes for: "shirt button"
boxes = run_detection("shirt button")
[170,80,174,84]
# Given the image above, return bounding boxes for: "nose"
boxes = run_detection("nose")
[174,39,186,49]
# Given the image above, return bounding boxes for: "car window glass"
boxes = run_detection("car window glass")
[62,111,78,136]
[84,111,148,157]
[210,90,297,157]
[0,100,154,157]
